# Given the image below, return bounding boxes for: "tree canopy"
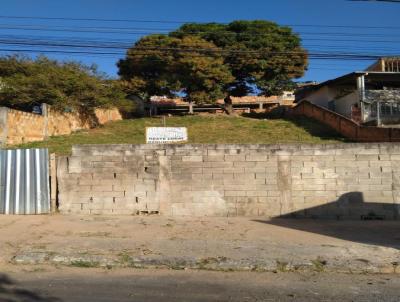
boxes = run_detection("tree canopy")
[0,55,130,113]
[118,20,308,103]
[118,34,234,104]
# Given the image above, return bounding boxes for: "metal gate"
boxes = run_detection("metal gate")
[0,149,50,215]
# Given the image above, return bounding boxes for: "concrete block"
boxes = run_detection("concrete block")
[203,155,225,162]
[301,173,324,179]
[357,155,379,161]
[135,184,156,192]
[234,161,256,168]
[303,161,326,169]
[368,184,393,191]
[224,184,256,191]
[357,148,380,155]
[202,168,224,174]
[302,184,325,191]
[370,161,392,167]
[291,155,313,162]
[94,191,126,198]
[334,155,356,161]
[267,191,281,197]
[223,179,246,185]
[323,172,339,179]
[76,185,92,192]
[234,173,255,180]
[225,155,246,162]
[68,157,82,174]
[313,149,336,156]
[224,191,247,197]
[91,185,113,192]
[265,178,278,185]
[358,178,382,185]
[245,190,268,197]
[224,168,245,174]
[204,162,233,168]
[245,167,266,173]
[245,155,268,161]
[182,156,203,162]
[291,167,312,174]
[213,173,233,180]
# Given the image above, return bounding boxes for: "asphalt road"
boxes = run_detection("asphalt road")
[1,268,400,302]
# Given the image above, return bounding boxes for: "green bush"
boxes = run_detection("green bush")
[0,55,133,115]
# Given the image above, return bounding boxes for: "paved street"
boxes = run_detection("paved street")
[1,268,400,302]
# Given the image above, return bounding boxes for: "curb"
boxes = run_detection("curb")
[11,252,400,274]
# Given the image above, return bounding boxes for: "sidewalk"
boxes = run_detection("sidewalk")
[0,215,399,273]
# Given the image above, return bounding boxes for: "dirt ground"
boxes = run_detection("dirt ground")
[0,215,399,273]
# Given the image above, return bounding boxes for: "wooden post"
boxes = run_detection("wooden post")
[189,101,194,115]
[50,153,57,213]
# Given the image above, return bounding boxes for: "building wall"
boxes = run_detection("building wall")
[302,86,337,108]
[58,144,400,219]
[0,106,122,145]
[335,91,358,118]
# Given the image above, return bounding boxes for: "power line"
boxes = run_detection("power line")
[0,15,399,30]
[1,25,400,45]
[0,38,392,59]
[1,33,398,52]
[1,23,400,38]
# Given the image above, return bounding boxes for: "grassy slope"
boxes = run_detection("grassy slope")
[14,115,345,155]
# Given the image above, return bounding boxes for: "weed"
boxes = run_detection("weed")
[276,260,289,272]
[70,260,100,268]
[311,257,327,272]
[118,251,133,265]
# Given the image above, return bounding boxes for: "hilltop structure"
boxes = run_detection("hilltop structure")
[296,57,400,126]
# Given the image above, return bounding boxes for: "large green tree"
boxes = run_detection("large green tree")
[118,20,308,112]
[0,55,130,115]
[118,34,234,109]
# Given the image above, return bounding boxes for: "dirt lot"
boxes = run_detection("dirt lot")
[0,215,399,273]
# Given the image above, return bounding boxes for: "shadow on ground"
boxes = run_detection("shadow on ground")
[0,273,60,302]
[254,192,400,250]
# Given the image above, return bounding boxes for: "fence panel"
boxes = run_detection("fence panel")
[0,149,50,215]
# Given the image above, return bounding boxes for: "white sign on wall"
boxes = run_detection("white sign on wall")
[146,127,188,144]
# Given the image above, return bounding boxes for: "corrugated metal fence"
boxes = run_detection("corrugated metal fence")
[0,149,50,215]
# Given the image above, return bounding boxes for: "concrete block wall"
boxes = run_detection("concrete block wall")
[57,144,400,219]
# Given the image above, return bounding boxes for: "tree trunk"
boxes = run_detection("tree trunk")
[224,95,234,115]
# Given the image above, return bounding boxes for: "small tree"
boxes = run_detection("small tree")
[0,55,130,115]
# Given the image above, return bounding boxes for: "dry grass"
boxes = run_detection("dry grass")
[14,115,345,155]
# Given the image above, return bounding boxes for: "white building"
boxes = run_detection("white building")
[296,58,400,126]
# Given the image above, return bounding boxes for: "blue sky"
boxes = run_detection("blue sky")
[0,0,399,82]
